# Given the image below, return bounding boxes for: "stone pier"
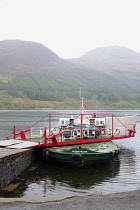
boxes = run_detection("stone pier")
[0,148,36,190]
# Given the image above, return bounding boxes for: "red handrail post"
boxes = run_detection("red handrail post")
[112,114,114,138]
[13,125,16,139]
[49,113,51,136]
[80,114,83,143]
[20,131,26,140]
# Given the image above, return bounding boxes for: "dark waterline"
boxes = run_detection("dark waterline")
[0,109,140,197]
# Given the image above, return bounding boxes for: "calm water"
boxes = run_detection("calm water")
[0,109,140,197]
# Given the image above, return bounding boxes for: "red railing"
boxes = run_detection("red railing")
[12,113,136,147]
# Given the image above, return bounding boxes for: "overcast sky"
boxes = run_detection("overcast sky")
[0,0,140,59]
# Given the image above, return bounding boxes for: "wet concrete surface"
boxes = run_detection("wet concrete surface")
[0,147,30,160]
[0,190,140,210]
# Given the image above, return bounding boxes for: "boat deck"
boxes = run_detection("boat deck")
[48,141,118,153]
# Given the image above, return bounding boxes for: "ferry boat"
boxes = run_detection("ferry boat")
[0,98,136,167]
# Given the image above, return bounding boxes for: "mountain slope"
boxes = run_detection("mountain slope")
[0,40,140,108]
[70,46,140,73]
[0,40,62,80]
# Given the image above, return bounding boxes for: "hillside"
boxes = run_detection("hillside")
[69,46,140,73]
[0,40,140,109]
[0,40,62,81]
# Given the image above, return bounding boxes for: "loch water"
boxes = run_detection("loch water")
[0,109,140,197]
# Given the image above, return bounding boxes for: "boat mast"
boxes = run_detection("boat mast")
[79,87,86,114]
[81,96,84,114]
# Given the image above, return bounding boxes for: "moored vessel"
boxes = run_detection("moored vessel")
[0,100,136,167]
[43,141,120,167]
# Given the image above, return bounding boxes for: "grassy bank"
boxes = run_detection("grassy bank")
[0,93,140,109]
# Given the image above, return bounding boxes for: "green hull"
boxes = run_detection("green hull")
[45,141,119,167]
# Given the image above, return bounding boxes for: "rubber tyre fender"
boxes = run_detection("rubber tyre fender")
[42,148,46,158]
[71,153,82,164]
[45,150,50,160]
[111,150,115,160]
[114,148,120,159]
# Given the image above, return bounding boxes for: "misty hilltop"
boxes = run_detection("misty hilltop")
[70,46,140,73]
[0,40,62,80]
[0,40,140,109]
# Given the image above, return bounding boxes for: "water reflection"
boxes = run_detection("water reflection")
[0,159,120,198]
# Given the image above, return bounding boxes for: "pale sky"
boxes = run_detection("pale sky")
[0,0,140,59]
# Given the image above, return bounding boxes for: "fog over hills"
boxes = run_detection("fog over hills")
[0,40,62,79]
[70,46,140,73]
[0,40,140,108]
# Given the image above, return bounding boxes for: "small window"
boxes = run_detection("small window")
[96,121,99,125]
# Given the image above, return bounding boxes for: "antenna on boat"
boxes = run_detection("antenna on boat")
[81,97,84,114]
[78,87,88,114]
[96,105,98,115]
[79,87,82,99]
[79,87,84,114]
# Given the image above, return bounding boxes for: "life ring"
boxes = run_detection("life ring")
[71,153,82,164]
[73,130,80,139]
[116,128,120,135]
[73,130,77,137]
[83,129,89,138]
